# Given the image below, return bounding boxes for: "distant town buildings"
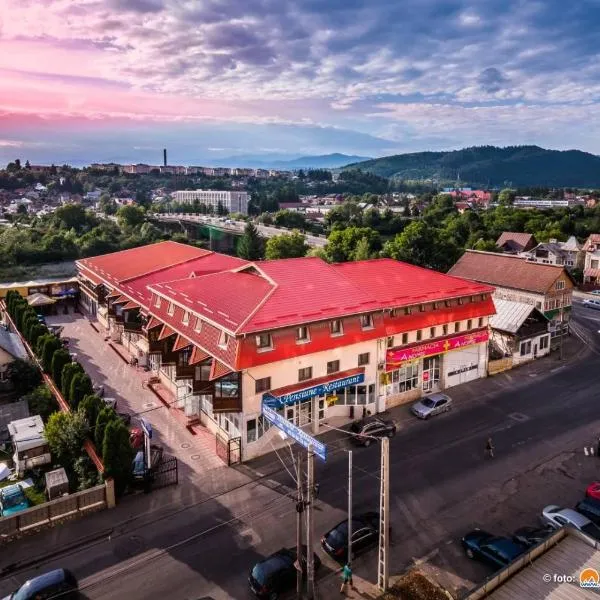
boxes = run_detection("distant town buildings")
[171,190,249,215]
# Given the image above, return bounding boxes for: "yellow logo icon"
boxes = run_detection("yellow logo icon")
[580,567,600,588]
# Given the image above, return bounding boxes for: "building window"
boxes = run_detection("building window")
[467,319,472,330]
[470,296,477,303]
[430,327,436,338]
[455,322,460,333]
[556,280,565,290]
[404,306,412,315]
[433,302,439,310]
[182,311,190,326]
[445,299,452,307]
[247,419,257,443]
[442,324,448,335]
[298,367,313,382]
[402,332,408,344]
[458,297,464,305]
[327,360,340,374]
[478,317,484,328]
[218,331,229,348]
[167,302,174,316]
[358,352,370,366]
[391,363,419,392]
[194,317,202,332]
[255,376,271,393]
[296,326,310,343]
[390,309,398,317]
[416,329,422,341]
[330,319,343,336]
[520,340,532,356]
[360,314,374,330]
[387,336,394,348]
[539,336,549,350]
[154,295,161,308]
[419,304,425,312]
[255,333,272,350]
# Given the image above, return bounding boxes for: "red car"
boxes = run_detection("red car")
[586,482,600,500]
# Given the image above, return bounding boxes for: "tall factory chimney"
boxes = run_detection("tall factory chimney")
[163,148,167,167]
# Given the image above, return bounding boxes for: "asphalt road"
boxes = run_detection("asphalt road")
[1,302,600,600]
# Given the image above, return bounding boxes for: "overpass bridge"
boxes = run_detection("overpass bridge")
[151,213,328,248]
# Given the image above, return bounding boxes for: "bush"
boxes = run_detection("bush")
[73,455,101,491]
[45,411,89,470]
[61,361,83,397]
[50,348,71,384]
[68,372,93,410]
[21,385,55,421]
[78,394,104,428]
[41,335,62,373]
[9,358,42,396]
[102,420,134,496]
[28,323,48,349]
[95,406,117,449]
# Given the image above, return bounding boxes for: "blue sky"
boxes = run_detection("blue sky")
[1,0,600,165]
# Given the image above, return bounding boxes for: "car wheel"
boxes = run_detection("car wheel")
[466,548,475,559]
[364,439,371,447]
[424,413,430,420]
[387,429,395,438]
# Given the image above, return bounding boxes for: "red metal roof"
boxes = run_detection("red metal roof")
[123,301,139,310]
[189,346,211,365]
[209,359,232,380]
[158,324,176,340]
[146,316,162,330]
[268,367,365,398]
[172,335,191,352]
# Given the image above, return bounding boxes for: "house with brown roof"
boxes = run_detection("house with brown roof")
[495,232,537,253]
[582,234,600,285]
[449,250,573,347]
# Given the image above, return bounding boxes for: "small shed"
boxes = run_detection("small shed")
[45,467,69,500]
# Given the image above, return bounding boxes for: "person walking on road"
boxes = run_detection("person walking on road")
[485,437,495,459]
[340,563,353,594]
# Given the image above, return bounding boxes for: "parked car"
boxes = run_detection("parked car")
[590,290,600,296]
[129,427,143,449]
[575,497,600,525]
[586,482,600,500]
[132,445,164,481]
[350,418,396,446]
[321,512,380,559]
[2,568,78,599]
[512,525,555,548]
[248,547,321,599]
[582,298,600,310]
[0,483,29,516]
[541,505,600,540]
[461,529,526,568]
[411,393,453,419]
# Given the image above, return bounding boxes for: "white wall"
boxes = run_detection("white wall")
[443,343,487,389]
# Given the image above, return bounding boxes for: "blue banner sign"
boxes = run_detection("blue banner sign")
[263,372,365,409]
[261,405,327,461]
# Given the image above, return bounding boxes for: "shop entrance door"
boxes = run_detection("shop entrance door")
[297,400,312,427]
[422,355,441,392]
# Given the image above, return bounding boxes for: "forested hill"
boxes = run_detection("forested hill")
[344,145,600,187]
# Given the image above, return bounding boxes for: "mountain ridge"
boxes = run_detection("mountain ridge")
[211,153,372,170]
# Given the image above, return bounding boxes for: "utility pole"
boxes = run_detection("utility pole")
[559,304,564,360]
[296,451,304,599]
[347,450,353,568]
[377,438,390,592]
[306,444,315,599]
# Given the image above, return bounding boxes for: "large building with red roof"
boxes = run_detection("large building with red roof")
[77,241,495,461]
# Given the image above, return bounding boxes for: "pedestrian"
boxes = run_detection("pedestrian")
[485,437,495,459]
[340,563,353,594]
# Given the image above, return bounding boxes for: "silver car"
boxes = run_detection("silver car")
[541,505,600,541]
[583,298,600,310]
[411,393,452,419]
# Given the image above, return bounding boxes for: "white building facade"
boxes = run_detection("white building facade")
[172,190,249,214]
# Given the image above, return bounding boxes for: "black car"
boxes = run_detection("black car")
[248,547,321,599]
[4,568,78,599]
[350,418,396,446]
[462,529,527,569]
[321,512,380,560]
[512,525,554,548]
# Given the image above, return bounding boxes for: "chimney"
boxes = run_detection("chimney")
[163,148,167,167]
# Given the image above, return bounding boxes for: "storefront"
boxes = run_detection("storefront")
[382,329,489,407]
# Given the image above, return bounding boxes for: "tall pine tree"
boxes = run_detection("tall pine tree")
[237,222,264,260]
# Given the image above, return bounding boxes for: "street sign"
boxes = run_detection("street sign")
[261,404,327,461]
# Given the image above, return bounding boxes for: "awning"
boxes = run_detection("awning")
[209,359,233,381]
[123,301,140,310]
[158,325,176,340]
[112,296,128,304]
[145,316,162,330]
[189,346,211,365]
[27,293,56,307]
[263,367,365,409]
[106,290,121,300]
[172,335,191,352]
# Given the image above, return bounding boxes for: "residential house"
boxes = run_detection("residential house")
[489,299,551,366]
[449,250,573,348]
[583,234,600,285]
[496,232,537,253]
[8,415,51,476]
[0,328,28,390]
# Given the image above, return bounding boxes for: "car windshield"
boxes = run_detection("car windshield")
[251,557,288,585]
[327,522,348,547]
[580,523,600,539]
[421,398,436,408]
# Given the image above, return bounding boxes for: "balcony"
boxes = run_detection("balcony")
[213,396,242,413]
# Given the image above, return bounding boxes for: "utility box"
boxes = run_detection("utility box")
[45,467,69,500]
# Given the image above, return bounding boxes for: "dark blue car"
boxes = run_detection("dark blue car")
[462,529,526,569]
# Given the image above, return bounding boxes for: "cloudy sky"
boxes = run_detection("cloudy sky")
[1,0,600,165]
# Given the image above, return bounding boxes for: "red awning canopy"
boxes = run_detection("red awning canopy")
[189,346,211,365]
[145,316,162,330]
[172,335,191,352]
[106,290,121,300]
[123,301,140,310]
[209,359,233,381]
[158,324,176,341]
[112,296,128,304]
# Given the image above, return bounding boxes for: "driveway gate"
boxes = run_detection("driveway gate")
[216,432,242,466]
[152,455,178,489]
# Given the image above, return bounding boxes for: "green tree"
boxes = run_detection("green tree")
[352,236,373,261]
[22,385,55,422]
[102,420,134,496]
[50,348,72,384]
[61,361,84,397]
[117,205,145,229]
[40,335,62,373]
[78,394,105,428]
[73,455,100,491]
[9,359,42,396]
[264,231,309,259]
[498,188,516,206]
[95,406,117,449]
[273,210,307,230]
[28,323,48,352]
[68,372,93,410]
[53,204,91,232]
[237,222,264,260]
[325,227,381,262]
[44,411,89,468]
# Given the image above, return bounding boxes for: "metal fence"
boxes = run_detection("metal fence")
[152,455,178,489]
[0,483,108,543]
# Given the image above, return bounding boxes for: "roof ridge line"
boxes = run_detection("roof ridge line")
[235,280,279,334]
